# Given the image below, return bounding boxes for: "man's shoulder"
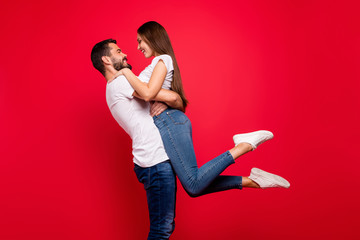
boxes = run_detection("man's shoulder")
[107,75,129,88]
[112,75,127,83]
[106,75,134,99]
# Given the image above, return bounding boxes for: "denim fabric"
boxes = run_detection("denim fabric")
[154,109,242,197]
[134,160,177,240]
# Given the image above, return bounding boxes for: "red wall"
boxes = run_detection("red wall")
[1,0,359,239]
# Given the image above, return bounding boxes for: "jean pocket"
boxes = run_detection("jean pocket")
[166,110,189,125]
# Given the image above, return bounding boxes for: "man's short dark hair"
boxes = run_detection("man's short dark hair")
[91,39,117,76]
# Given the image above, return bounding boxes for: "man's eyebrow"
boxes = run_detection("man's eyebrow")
[117,49,122,52]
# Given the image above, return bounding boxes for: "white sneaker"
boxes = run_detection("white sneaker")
[233,130,274,150]
[248,168,290,189]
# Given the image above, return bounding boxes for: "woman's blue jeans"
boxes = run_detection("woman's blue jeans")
[134,160,176,240]
[153,109,242,197]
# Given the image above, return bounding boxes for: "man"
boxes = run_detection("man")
[91,39,183,239]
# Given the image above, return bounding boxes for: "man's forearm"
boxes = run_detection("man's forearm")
[152,89,184,112]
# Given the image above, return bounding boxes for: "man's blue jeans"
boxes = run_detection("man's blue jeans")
[154,109,242,197]
[134,160,176,240]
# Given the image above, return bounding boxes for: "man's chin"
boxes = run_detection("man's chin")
[122,64,132,70]
[113,63,132,71]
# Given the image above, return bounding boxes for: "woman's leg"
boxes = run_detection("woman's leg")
[192,176,261,196]
[154,109,254,197]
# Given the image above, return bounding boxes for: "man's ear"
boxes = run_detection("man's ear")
[101,56,111,65]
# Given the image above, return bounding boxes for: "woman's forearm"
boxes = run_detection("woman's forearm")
[122,61,167,101]
[122,68,153,101]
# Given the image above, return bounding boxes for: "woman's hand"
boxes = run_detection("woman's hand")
[110,69,124,81]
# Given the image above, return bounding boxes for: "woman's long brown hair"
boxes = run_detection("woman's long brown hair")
[137,21,188,109]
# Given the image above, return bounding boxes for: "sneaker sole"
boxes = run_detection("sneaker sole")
[251,168,290,188]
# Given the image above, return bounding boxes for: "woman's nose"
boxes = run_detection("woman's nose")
[137,44,140,50]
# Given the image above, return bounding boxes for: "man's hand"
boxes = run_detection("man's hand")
[150,101,168,117]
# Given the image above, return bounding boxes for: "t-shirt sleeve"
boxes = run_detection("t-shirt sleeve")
[151,55,174,73]
[113,76,134,99]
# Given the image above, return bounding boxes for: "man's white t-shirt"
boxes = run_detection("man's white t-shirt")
[106,76,169,167]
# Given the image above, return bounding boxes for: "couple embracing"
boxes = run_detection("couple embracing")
[91,21,290,240]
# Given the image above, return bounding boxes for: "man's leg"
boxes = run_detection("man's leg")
[134,160,177,240]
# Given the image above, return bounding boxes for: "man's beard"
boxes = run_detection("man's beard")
[112,57,132,71]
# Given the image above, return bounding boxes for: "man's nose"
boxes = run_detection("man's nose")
[122,52,127,58]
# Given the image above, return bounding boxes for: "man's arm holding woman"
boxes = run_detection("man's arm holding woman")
[113,60,185,112]
[133,89,184,114]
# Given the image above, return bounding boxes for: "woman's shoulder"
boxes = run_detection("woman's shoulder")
[151,54,174,71]
[152,54,173,63]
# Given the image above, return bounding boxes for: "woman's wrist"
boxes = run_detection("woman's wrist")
[122,67,132,75]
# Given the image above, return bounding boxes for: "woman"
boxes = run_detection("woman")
[113,21,290,197]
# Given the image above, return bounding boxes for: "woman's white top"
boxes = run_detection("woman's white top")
[138,54,174,90]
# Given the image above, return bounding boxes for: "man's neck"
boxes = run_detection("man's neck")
[104,67,118,82]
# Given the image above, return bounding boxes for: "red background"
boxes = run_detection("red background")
[1,0,359,239]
